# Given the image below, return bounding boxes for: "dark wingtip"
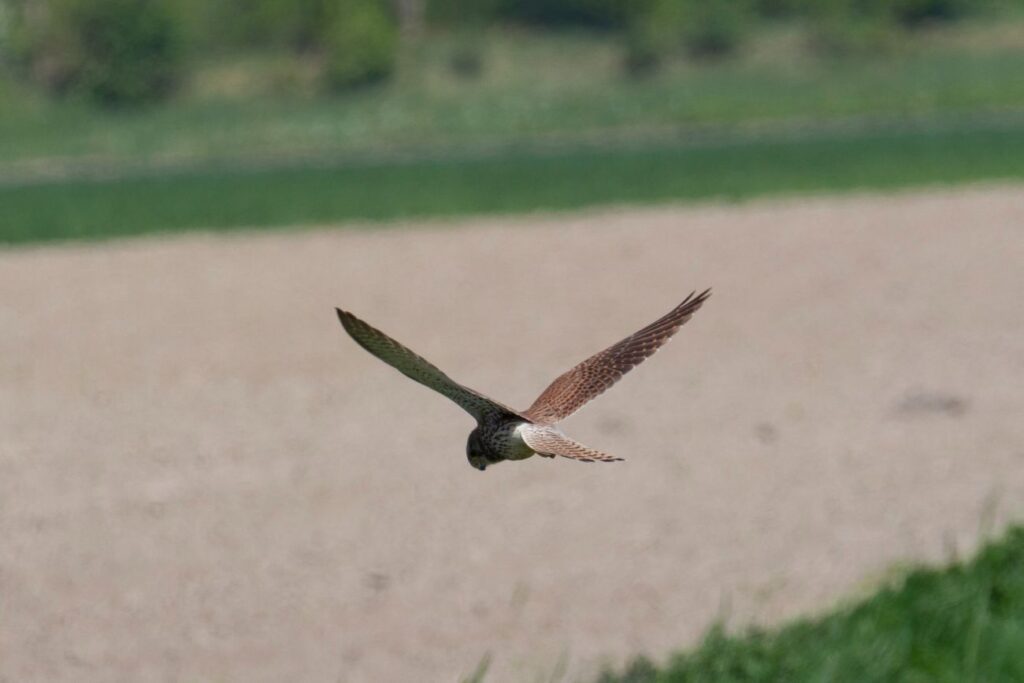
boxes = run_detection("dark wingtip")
[679,288,711,308]
[335,308,357,329]
[674,288,712,316]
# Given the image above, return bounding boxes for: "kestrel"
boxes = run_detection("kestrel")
[335,289,710,471]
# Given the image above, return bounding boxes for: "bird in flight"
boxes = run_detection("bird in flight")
[336,289,710,471]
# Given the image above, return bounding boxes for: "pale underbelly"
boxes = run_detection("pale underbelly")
[502,424,537,461]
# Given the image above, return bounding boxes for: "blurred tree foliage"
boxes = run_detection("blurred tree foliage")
[322,0,397,89]
[196,0,399,88]
[171,0,400,53]
[428,0,988,30]
[4,0,182,104]
[1,0,398,101]
[800,0,981,57]
[625,0,751,75]
[497,0,633,27]
[432,0,994,74]
[0,0,1012,105]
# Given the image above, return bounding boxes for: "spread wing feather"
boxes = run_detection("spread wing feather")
[519,425,624,463]
[523,289,710,424]
[336,309,524,423]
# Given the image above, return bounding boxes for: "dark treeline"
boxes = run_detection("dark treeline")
[0,0,1017,105]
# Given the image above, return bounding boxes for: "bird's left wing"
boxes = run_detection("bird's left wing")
[522,289,710,424]
[336,309,525,423]
[519,424,624,463]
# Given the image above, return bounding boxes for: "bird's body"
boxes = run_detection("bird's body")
[336,289,710,471]
[470,418,538,468]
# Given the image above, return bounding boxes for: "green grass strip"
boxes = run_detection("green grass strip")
[597,526,1024,683]
[3,122,1024,245]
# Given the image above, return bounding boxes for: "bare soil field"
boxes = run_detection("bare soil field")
[2,185,1023,682]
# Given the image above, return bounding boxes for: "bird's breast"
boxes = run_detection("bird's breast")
[504,423,537,461]
[484,421,535,461]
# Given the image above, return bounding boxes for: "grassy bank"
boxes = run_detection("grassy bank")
[598,526,1024,683]
[3,119,1024,245]
[2,23,1024,170]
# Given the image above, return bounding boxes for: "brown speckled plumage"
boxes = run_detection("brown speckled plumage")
[335,289,710,470]
[522,289,710,425]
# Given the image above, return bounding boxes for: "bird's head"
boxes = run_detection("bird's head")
[466,428,488,471]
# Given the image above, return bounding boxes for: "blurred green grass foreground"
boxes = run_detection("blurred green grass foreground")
[2,0,1024,243]
[597,526,1024,683]
[4,122,1024,244]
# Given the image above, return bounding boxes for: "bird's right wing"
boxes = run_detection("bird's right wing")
[519,425,624,463]
[522,289,710,424]
[336,309,525,423]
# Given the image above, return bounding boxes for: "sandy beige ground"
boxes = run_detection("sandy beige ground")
[2,185,1024,682]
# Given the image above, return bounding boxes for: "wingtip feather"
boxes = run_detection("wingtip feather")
[680,287,712,313]
[335,307,357,327]
[336,309,368,341]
